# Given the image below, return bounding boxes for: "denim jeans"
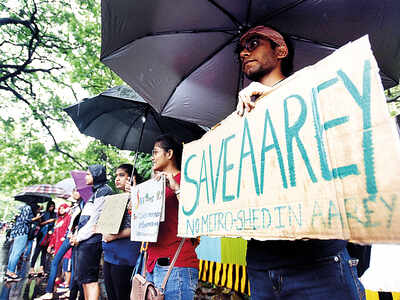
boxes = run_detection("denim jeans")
[247,249,365,300]
[46,238,71,293]
[7,234,28,272]
[23,239,33,259]
[147,265,198,300]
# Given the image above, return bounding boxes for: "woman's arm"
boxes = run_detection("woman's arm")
[40,218,55,226]
[31,214,42,222]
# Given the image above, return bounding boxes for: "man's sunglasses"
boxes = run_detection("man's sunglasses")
[237,36,275,54]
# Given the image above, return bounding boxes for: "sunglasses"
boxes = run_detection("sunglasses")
[237,36,276,54]
[238,36,264,53]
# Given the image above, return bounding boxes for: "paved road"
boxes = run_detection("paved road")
[0,236,108,300]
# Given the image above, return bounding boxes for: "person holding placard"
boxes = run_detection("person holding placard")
[146,134,199,299]
[70,164,112,300]
[235,26,365,300]
[102,163,142,300]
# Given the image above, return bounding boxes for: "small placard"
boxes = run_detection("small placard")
[131,177,165,242]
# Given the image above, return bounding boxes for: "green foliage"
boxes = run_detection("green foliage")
[0,0,151,218]
[386,85,400,116]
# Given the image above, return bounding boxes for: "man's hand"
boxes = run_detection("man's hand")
[236,82,273,116]
[103,234,118,243]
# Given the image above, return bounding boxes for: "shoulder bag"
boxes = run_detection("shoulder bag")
[130,238,185,300]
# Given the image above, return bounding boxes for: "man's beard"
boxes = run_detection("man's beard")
[244,66,273,82]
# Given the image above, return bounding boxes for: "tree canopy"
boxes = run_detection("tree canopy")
[0,0,151,220]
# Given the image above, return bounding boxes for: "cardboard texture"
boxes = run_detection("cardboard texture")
[131,177,165,242]
[97,193,130,234]
[178,36,400,243]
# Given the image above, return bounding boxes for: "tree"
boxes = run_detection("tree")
[0,0,150,219]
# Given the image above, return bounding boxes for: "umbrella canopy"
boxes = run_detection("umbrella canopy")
[15,184,70,203]
[64,85,206,153]
[55,178,75,195]
[14,193,52,204]
[101,0,400,127]
[70,170,93,203]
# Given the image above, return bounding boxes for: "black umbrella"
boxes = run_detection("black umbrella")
[64,86,206,154]
[15,193,52,204]
[101,0,400,127]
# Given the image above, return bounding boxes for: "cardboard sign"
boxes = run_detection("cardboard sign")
[131,177,165,242]
[178,36,400,243]
[97,193,129,234]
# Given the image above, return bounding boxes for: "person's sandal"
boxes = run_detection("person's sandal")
[34,293,53,300]
[58,291,70,299]
[5,273,22,282]
[56,286,69,293]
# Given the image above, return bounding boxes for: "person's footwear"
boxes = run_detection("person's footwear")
[56,286,69,293]
[37,271,46,278]
[33,293,53,300]
[58,291,70,299]
[5,274,22,282]
[58,283,69,289]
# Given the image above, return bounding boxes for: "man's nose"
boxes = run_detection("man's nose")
[240,49,250,60]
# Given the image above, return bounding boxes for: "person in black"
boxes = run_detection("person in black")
[29,200,56,277]
[236,25,365,300]
[70,164,112,300]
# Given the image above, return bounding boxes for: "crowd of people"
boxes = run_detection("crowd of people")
[3,25,368,300]
[4,134,198,300]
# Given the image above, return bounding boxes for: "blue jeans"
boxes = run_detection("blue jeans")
[247,249,365,300]
[23,239,33,259]
[7,234,28,272]
[46,238,71,293]
[147,265,198,300]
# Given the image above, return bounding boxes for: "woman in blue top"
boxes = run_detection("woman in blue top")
[102,163,142,300]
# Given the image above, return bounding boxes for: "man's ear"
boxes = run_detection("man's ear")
[276,45,288,59]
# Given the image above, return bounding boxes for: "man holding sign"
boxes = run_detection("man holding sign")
[236,26,365,300]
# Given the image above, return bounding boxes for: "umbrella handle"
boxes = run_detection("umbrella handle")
[130,108,148,185]
[130,152,139,185]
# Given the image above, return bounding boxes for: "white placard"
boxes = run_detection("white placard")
[131,177,165,242]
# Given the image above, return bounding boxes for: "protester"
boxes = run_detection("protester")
[102,163,142,300]
[70,164,112,300]
[236,25,365,299]
[6,202,41,281]
[24,205,41,262]
[34,197,82,300]
[144,134,199,299]
[29,200,56,277]
[67,189,86,300]
[49,204,72,294]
